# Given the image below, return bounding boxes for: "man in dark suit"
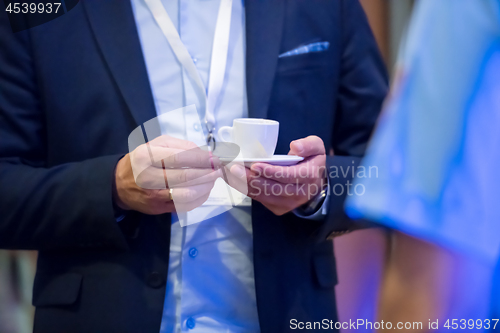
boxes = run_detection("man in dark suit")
[0,0,387,332]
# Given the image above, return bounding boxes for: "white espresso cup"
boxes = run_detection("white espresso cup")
[218,118,279,158]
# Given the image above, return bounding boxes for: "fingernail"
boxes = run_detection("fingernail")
[231,164,246,178]
[216,168,223,178]
[293,141,303,152]
[250,165,262,174]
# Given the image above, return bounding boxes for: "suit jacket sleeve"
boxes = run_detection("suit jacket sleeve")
[0,15,129,251]
[320,0,388,240]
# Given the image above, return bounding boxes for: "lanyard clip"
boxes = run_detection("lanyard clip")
[205,121,216,151]
[206,133,216,151]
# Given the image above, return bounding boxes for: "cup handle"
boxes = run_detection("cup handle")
[218,126,233,142]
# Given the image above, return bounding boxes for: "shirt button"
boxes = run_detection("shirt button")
[191,57,198,64]
[188,247,198,258]
[186,317,196,329]
[147,271,165,289]
[193,123,200,131]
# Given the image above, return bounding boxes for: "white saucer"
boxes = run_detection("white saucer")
[220,155,304,167]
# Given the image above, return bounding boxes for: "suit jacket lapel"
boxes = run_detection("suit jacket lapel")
[82,0,156,127]
[245,1,285,120]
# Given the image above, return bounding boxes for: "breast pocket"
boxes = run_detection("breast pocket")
[32,272,83,307]
[276,50,331,74]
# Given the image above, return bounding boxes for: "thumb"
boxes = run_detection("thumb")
[289,135,325,157]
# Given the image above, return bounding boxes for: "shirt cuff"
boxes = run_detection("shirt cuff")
[293,177,330,221]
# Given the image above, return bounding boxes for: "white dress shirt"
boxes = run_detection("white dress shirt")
[130,0,330,331]
[130,0,260,332]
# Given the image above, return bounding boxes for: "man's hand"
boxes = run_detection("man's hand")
[229,135,327,216]
[114,135,222,215]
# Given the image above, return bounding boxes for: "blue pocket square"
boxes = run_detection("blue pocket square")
[278,41,330,58]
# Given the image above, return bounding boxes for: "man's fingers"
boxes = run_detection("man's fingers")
[246,177,283,204]
[246,177,310,207]
[166,168,222,188]
[146,189,211,214]
[174,192,212,212]
[289,135,326,157]
[148,135,222,168]
[145,145,219,169]
[246,177,315,208]
[131,137,220,169]
[154,146,217,169]
[170,182,215,204]
[135,166,221,189]
[223,164,250,195]
[135,166,169,189]
[148,135,198,150]
[152,182,213,206]
[141,189,176,214]
[249,163,298,183]
[154,189,175,202]
[250,156,326,184]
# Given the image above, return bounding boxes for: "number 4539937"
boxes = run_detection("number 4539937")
[5,2,62,14]
[444,319,498,330]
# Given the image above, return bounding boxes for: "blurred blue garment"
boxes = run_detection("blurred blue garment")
[492,260,500,331]
[346,0,500,264]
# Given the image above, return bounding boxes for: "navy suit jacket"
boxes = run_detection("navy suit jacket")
[0,1,387,332]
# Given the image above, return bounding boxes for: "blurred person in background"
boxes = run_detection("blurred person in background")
[347,0,500,331]
[332,2,392,331]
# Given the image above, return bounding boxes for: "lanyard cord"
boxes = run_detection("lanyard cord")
[144,0,233,149]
